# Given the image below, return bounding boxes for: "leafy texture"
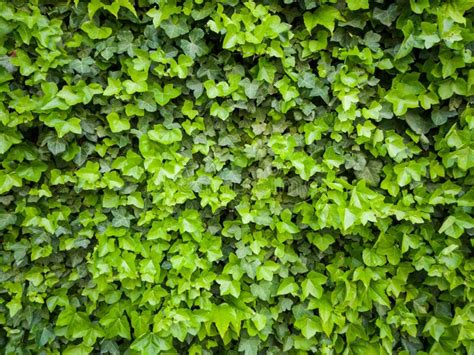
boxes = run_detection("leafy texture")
[0,0,473,354]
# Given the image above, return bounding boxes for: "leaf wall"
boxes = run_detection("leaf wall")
[0,0,473,354]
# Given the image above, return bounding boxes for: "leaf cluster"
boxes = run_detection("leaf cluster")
[0,0,473,354]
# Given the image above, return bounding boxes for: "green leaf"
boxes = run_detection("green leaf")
[179,209,204,240]
[81,21,113,39]
[277,277,299,296]
[16,161,48,182]
[310,233,335,252]
[56,307,93,339]
[223,24,244,49]
[146,4,180,27]
[123,80,148,94]
[238,337,259,355]
[295,316,322,339]
[0,171,22,194]
[0,130,22,154]
[180,28,209,58]
[212,303,237,339]
[106,112,130,133]
[257,58,276,84]
[148,124,182,144]
[41,114,82,138]
[0,212,16,230]
[256,261,280,281]
[210,101,233,120]
[341,208,356,230]
[99,307,131,339]
[216,276,241,298]
[63,344,93,355]
[355,161,382,186]
[301,271,327,299]
[152,83,181,106]
[181,100,199,119]
[161,17,189,38]
[275,76,299,102]
[76,161,100,184]
[130,333,173,353]
[303,6,342,33]
[346,0,369,11]
[362,249,386,267]
[6,298,22,317]
[368,282,391,307]
[423,317,446,342]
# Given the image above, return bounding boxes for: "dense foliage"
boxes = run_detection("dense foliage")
[0,0,473,353]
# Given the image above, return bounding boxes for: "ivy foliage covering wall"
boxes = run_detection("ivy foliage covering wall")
[0,0,473,353]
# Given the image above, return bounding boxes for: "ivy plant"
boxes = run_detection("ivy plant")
[0,0,473,354]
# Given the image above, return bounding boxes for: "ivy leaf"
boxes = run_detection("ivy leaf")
[301,271,327,299]
[179,28,209,58]
[295,317,322,339]
[56,307,93,339]
[179,209,204,241]
[256,58,276,84]
[341,208,356,230]
[0,129,22,154]
[16,161,48,182]
[123,80,148,94]
[63,344,93,355]
[303,6,342,33]
[181,100,199,119]
[99,307,131,339]
[362,249,386,267]
[130,333,173,353]
[404,112,432,134]
[256,261,280,281]
[223,24,244,49]
[148,124,182,144]
[76,161,100,184]
[239,78,260,99]
[68,57,98,75]
[423,317,446,341]
[111,208,133,228]
[146,4,180,27]
[431,107,457,126]
[238,337,259,355]
[310,233,335,252]
[355,160,382,186]
[277,277,299,295]
[161,17,189,38]
[368,282,391,307]
[81,21,113,39]
[152,84,181,106]
[41,115,82,138]
[106,112,130,133]
[216,276,241,298]
[210,101,233,120]
[212,303,237,339]
[0,172,22,194]
[0,212,16,230]
[346,0,370,11]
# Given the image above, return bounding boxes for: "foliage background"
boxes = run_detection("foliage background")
[0,0,473,353]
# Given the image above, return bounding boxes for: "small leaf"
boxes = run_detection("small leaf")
[346,0,369,11]
[303,6,342,33]
[106,112,130,133]
[148,124,182,144]
[81,21,113,39]
[277,277,299,295]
